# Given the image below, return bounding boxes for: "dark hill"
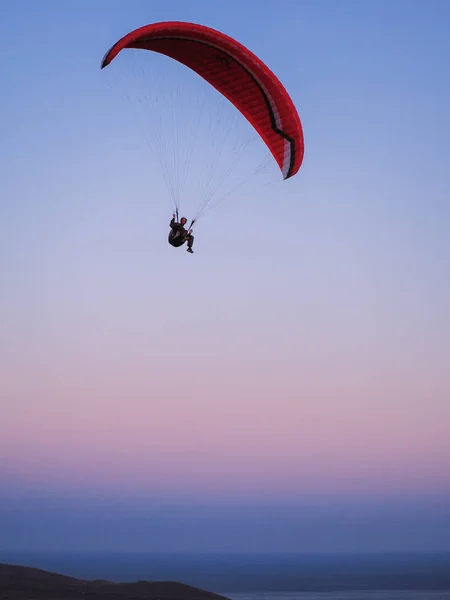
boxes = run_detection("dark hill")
[0,563,230,600]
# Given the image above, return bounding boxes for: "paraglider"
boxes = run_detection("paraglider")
[101,21,304,252]
[168,214,194,253]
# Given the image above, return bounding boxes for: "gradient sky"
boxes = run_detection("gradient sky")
[1,0,450,554]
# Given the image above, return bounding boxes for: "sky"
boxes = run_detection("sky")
[1,0,450,554]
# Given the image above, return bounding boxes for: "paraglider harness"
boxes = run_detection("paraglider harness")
[168,209,195,247]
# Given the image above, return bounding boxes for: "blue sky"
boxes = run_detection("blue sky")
[1,0,450,554]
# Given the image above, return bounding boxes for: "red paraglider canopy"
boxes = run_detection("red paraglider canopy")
[101,21,304,179]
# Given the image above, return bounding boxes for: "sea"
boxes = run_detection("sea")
[1,552,450,600]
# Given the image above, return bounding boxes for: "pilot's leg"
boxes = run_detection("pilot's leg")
[186,233,194,253]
